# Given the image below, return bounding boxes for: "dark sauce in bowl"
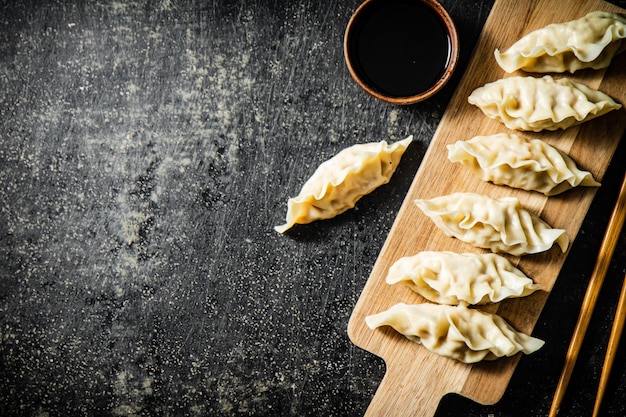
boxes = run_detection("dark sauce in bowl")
[344,0,458,104]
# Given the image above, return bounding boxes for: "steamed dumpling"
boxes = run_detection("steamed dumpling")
[365,303,545,363]
[447,133,601,195]
[468,75,621,131]
[275,136,412,233]
[495,11,626,74]
[414,192,569,256]
[386,251,541,305]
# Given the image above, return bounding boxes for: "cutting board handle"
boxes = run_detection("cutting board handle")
[364,357,459,417]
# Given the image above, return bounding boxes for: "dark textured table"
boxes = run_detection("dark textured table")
[1,1,625,416]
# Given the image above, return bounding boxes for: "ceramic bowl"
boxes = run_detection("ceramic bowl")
[344,0,459,105]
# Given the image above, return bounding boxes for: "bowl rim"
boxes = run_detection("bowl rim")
[343,0,460,105]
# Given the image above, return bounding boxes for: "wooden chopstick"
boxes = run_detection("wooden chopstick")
[548,171,626,417]
[593,271,626,417]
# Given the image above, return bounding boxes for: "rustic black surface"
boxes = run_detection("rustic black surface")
[1,1,625,416]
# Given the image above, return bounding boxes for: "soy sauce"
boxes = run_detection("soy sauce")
[347,0,451,98]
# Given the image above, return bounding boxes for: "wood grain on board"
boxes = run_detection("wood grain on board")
[347,0,626,416]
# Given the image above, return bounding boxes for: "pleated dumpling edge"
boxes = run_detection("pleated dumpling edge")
[275,136,412,233]
[414,192,569,256]
[447,133,601,195]
[468,75,621,132]
[365,303,545,363]
[386,251,542,305]
[494,11,626,74]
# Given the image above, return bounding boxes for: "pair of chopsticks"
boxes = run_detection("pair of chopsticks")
[549,171,626,417]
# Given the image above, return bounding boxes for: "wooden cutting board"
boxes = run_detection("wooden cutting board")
[347,0,626,415]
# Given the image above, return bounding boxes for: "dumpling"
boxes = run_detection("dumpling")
[275,136,412,233]
[495,11,626,74]
[447,133,601,195]
[365,303,545,363]
[468,75,621,131]
[386,251,541,305]
[414,192,569,256]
